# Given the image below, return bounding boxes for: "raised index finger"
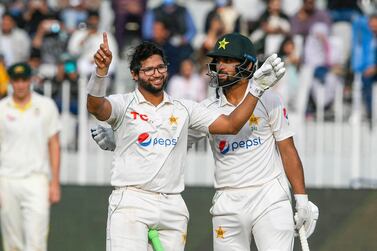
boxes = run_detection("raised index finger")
[103,32,109,49]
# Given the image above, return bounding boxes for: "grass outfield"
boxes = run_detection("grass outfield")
[1,187,377,250]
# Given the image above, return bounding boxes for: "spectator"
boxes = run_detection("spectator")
[0,12,31,67]
[327,0,363,23]
[51,59,80,115]
[32,13,69,79]
[67,10,118,77]
[0,55,9,98]
[111,0,147,56]
[23,0,50,37]
[290,0,332,39]
[257,0,291,54]
[304,22,343,115]
[274,36,301,110]
[149,19,188,80]
[361,14,377,121]
[59,0,89,34]
[197,14,226,74]
[167,58,207,102]
[142,0,196,48]
[204,0,245,35]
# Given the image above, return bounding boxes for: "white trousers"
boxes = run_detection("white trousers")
[0,174,49,251]
[106,187,189,251]
[211,175,294,251]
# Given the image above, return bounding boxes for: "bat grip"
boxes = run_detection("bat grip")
[299,226,310,251]
[148,229,165,251]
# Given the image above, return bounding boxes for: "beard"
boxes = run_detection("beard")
[217,71,239,87]
[138,76,167,94]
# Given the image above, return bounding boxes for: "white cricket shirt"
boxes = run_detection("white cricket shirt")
[203,86,294,189]
[106,87,220,193]
[0,93,61,177]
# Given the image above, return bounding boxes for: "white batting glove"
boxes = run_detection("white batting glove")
[294,194,319,238]
[249,53,286,98]
[91,125,116,151]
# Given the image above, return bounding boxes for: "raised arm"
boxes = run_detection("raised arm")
[87,32,113,121]
[209,54,285,134]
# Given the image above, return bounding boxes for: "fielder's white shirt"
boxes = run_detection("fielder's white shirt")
[106,88,220,193]
[202,87,294,189]
[0,93,61,177]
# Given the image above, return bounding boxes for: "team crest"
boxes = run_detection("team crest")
[169,114,178,129]
[249,114,259,132]
[218,38,230,50]
[215,226,226,239]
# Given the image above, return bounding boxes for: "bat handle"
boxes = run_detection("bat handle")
[298,226,310,251]
[148,229,165,251]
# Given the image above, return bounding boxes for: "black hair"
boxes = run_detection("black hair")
[87,10,100,18]
[1,11,16,21]
[129,41,168,74]
[278,36,294,57]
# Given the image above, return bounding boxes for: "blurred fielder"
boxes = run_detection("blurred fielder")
[87,32,284,251]
[92,33,319,250]
[0,62,61,251]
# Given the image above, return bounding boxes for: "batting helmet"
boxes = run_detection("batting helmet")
[206,33,258,88]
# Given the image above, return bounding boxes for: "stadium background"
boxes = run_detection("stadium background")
[1,0,377,250]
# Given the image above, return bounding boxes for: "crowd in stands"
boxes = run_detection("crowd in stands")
[0,0,377,121]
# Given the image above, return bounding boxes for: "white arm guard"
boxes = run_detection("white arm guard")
[87,72,108,97]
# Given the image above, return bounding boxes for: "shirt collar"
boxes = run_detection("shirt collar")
[133,88,173,106]
[10,94,33,112]
[217,81,251,107]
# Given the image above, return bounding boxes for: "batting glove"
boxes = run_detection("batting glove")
[294,194,319,238]
[249,53,285,98]
[91,125,116,151]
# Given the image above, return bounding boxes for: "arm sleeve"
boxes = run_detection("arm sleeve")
[105,94,127,128]
[46,99,61,137]
[268,95,294,141]
[189,101,222,133]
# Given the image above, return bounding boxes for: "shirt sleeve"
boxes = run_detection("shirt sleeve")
[46,98,61,137]
[189,101,222,133]
[106,94,127,128]
[268,95,294,141]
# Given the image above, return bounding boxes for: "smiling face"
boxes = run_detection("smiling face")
[133,54,168,94]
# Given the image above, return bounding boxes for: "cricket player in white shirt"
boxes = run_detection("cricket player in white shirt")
[201,33,319,251]
[0,62,61,251]
[87,32,285,251]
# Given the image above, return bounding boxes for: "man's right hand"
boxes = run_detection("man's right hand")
[94,32,113,77]
[249,54,285,98]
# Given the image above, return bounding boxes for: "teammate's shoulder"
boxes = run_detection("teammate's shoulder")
[259,89,283,104]
[259,89,286,111]
[32,92,54,104]
[199,95,218,108]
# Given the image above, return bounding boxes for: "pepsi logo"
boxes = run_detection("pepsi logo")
[219,140,230,154]
[138,133,152,147]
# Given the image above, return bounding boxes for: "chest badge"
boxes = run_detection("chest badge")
[249,114,259,132]
[169,114,178,127]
